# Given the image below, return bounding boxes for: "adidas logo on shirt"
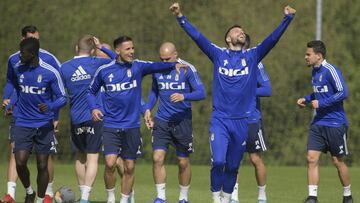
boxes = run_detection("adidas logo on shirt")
[71,66,91,82]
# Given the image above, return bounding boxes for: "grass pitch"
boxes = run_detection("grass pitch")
[0,163,359,203]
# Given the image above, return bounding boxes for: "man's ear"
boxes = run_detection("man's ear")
[115,47,121,55]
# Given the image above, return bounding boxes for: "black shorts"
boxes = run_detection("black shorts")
[102,127,143,160]
[71,120,103,153]
[246,120,267,153]
[13,123,56,154]
[308,124,349,157]
[152,118,193,157]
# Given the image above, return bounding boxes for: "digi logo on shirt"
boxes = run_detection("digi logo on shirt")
[158,82,186,90]
[313,85,328,93]
[218,67,249,77]
[105,80,137,92]
[19,85,46,95]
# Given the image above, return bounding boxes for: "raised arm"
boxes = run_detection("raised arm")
[138,60,187,76]
[170,2,221,61]
[94,37,117,59]
[256,63,272,97]
[254,6,296,62]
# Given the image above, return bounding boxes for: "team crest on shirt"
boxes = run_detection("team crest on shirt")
[37,74,42,83]
[241,58,247,66]
[175,74,179,81]
[211,133,215,141]
[127,69,132,77]
[19,74,24,83]
[108,73,114,82]
[319,74,323,82]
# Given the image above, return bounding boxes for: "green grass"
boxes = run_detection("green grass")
[0,163,359,203]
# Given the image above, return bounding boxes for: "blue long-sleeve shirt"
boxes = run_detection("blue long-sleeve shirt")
[60,56,112,124]
[7,59,66,128]
[304,60,348,127]
[248,62,272,123]
[176,14,293,119]
[3,48,62,120]
[87,59,177,129]
[144,58,206,122]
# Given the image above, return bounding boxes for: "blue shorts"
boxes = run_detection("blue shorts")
[71,120,103,153]
[209,117,248,170]
[102,127,143,160]
[246,120,267,153]
[8,117,16,142]
[152,118,193,157]
[13,123,56,154]
[308,124,349,157]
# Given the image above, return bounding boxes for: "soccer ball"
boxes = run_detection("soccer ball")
[54,186,76,203]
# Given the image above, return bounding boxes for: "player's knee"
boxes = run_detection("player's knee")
[307,154,319,165]
[250,154,263,166]
[105,160,116,170]
[124,164,135,175]
[153,154,165,165]
[37,160,48,172]
[332,156,346,168]
[211,160,225,170]
[178,158,190,171]
[15,159,26,168]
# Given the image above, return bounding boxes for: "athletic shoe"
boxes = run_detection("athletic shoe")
[343,195,353,203]
[153,198,167,203]
[44,194,53,203]
[0,194,15,203]
[179,200,189,203]
[24,192,36,203]
[230,200,239,203]
[258,200,267,203]
[79,199,90,203]
[304,196,318,203]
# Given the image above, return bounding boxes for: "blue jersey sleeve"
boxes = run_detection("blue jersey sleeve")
[318,69,348,108]
[183,67,206,101]
[304,93,315,102]
[4,59,16,99]
[256,63,272,97]
[100,47,117,60]
[177,16,221,61]
[87,69,104,110]
[136,60,177,76]
[144,75,159,111]
[47,70,67,111]
[253,14,294,63]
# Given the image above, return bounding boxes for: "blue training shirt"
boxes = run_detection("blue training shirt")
[7,59,66,128]
[60,56,112,124]
[176,14,293,119]
[87,59,177,129]
[3,48,61,120]
[304,60,348,127]
[144,58,206,122]
[248,62,272,123]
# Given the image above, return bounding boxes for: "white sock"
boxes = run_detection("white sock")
[231,183,238,201]
[7,181,16,199]
[179,185,190,201]
[212,191,221,203]
[343,185,351,196]
[222,192,231,203]
[26,186,34,195]
[46,181,54,197]
[129,190,135,203]
[36,197,44,203]
[81,185,92,201]
[107,188,116,202]
[308,185,318,197]
[155,183,166,200]
[258,185,267,200]
[79,185,86,196]
[119,193,129,203]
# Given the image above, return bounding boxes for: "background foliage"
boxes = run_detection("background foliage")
[0,0,359,166]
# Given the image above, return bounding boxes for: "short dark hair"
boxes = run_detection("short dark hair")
[78,34,95,53]
[20,37,40,56]
[307,40,326,58]
[244,33,251,49]
[113,36,132,49]
[224,25,242,45]
[21,25,38,37]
